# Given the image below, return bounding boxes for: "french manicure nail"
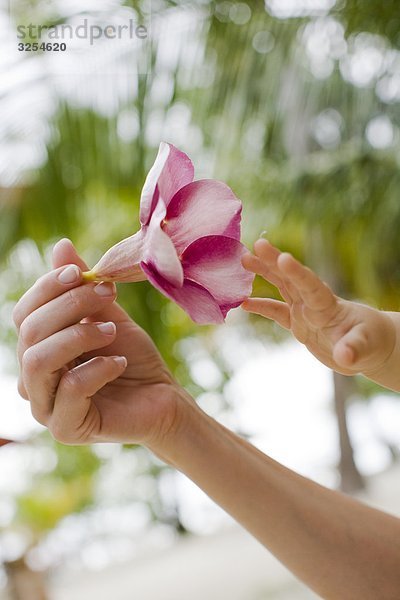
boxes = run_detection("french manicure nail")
[94,282,116,297]
[96,322,116,335]
[113,356,127,368]
[57,265,80,284]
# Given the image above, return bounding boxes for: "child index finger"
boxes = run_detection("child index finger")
[277,253,336,312]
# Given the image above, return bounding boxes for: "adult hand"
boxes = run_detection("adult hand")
[14,238,189,449]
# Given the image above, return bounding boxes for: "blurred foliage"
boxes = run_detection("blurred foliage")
[339,0,400,47]
[12,433,101,538]
[1,0,400,565]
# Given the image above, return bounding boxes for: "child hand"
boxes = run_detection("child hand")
[13,238,189,450]
[241,239,396,378]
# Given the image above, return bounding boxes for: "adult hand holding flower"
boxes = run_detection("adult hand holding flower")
[14,143,253,446]
[83,142,254,324]
[14,238,191,448]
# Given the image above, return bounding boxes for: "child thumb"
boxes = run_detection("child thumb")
[333,323,367,369]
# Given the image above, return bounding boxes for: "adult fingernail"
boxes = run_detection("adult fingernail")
[113,356,127,368]
[94,282,116,297]
[58,265,80,284]
[96,322,116,335]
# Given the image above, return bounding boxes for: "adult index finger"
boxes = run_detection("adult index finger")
[13,264,83,332]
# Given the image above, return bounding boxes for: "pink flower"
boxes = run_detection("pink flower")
[83,142,254,324]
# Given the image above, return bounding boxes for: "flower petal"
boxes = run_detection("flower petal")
[219,299,245,319]
[89,230,148,283]
[181,235,254,307]
[141,263,224,325]
[163,180,242,254]
[140,142,194,226]
[142,200,184,288]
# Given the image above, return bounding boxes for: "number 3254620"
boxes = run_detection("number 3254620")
[18,42,67,51]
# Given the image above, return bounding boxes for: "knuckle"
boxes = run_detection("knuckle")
[17,378,29,400]
[65,288,85,313]
[30,405,49,427]
[49,420,72,444]
[59,369,83,396]
[70,324,87,347]
[22,346,42,375]
[12,303,23,330]
[94,355,109,368]
[19,316,40,347]
[278,285,288,297]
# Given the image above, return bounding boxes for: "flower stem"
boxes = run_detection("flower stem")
[82,270,98,282]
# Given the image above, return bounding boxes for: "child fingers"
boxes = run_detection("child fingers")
[253,239,285,282]
[277,253,336,312]
[253,239,301,303]
[253,238,281,263]
[243,244,293,303]
[241,298,291,329]
[49,355,127,445]
[242,253,289,296]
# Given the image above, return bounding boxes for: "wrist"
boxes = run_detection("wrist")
[147,383,215,466]
[362,311,398,388]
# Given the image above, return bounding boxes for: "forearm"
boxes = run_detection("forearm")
[154,390,400,600]
[363,311,400,392]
